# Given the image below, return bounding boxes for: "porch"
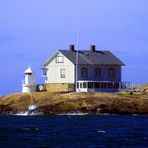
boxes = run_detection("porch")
[76,80,131,92]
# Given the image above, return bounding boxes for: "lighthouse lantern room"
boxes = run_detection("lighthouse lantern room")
[22,66,36,93]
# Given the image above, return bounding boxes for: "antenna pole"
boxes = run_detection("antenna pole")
[75,29,79,92]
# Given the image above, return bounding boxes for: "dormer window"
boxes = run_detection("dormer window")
[56,56,64,63]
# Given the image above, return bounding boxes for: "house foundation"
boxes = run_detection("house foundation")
[45,83,75,92]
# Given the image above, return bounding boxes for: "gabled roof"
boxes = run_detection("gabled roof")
[58,50,125,66]
[43,49,125,67]
[43,51,59,67]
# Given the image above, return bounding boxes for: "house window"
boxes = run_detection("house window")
[83,82,87,88]
[108,68,116,78]
[60,68,66,78]
[95,82,100,88]
[77,82,79,88]
[101,83,107,88]
[41,68,48,77]
[56,56,64,63]
[81,68,88,78]
[108,82,113,88]
[114,82,119,88]
[95,68,101,78]
[88,82,93,88]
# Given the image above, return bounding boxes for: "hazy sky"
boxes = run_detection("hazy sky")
[0,0,148,95]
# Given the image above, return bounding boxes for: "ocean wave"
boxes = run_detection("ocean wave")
[14,111,38,116]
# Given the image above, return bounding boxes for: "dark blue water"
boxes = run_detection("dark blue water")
[0,115,148,148]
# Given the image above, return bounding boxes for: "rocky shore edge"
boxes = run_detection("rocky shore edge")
[0,91,148,115]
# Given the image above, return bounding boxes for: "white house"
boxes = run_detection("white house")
[42,45,128,92]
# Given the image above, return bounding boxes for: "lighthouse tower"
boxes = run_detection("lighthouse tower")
[22,66,36,93]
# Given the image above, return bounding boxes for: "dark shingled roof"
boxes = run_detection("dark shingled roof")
[59,50,125,66]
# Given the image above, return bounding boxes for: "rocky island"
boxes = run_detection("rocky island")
[0,89,148,115]
[5,46,147,115]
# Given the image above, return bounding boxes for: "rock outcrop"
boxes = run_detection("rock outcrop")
[0,92,148,115]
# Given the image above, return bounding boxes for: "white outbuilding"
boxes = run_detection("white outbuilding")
[22,66,36,93]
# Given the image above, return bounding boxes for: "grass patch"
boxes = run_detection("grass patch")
[117,92,141,98]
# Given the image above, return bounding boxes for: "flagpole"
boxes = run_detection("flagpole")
[75,29,79,92]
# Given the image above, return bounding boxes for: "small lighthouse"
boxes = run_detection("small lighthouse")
[22,66,36,93]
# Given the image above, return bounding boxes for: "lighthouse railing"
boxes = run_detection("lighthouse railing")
[22,80,35,86]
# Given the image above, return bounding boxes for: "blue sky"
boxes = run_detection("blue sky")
[0,0,148,95]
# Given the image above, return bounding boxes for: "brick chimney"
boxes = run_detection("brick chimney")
[69,45,75,51]
[90,45,96,52]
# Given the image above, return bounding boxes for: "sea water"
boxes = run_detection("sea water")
[0,115,148,147]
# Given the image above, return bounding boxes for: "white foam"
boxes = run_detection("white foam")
[101,113,116,116]
[59,112,88,115]
[97,130,106,133]
[15,111,29,116]
[14,110,38,116]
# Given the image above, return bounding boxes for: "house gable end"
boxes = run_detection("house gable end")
[42,50,74,67]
